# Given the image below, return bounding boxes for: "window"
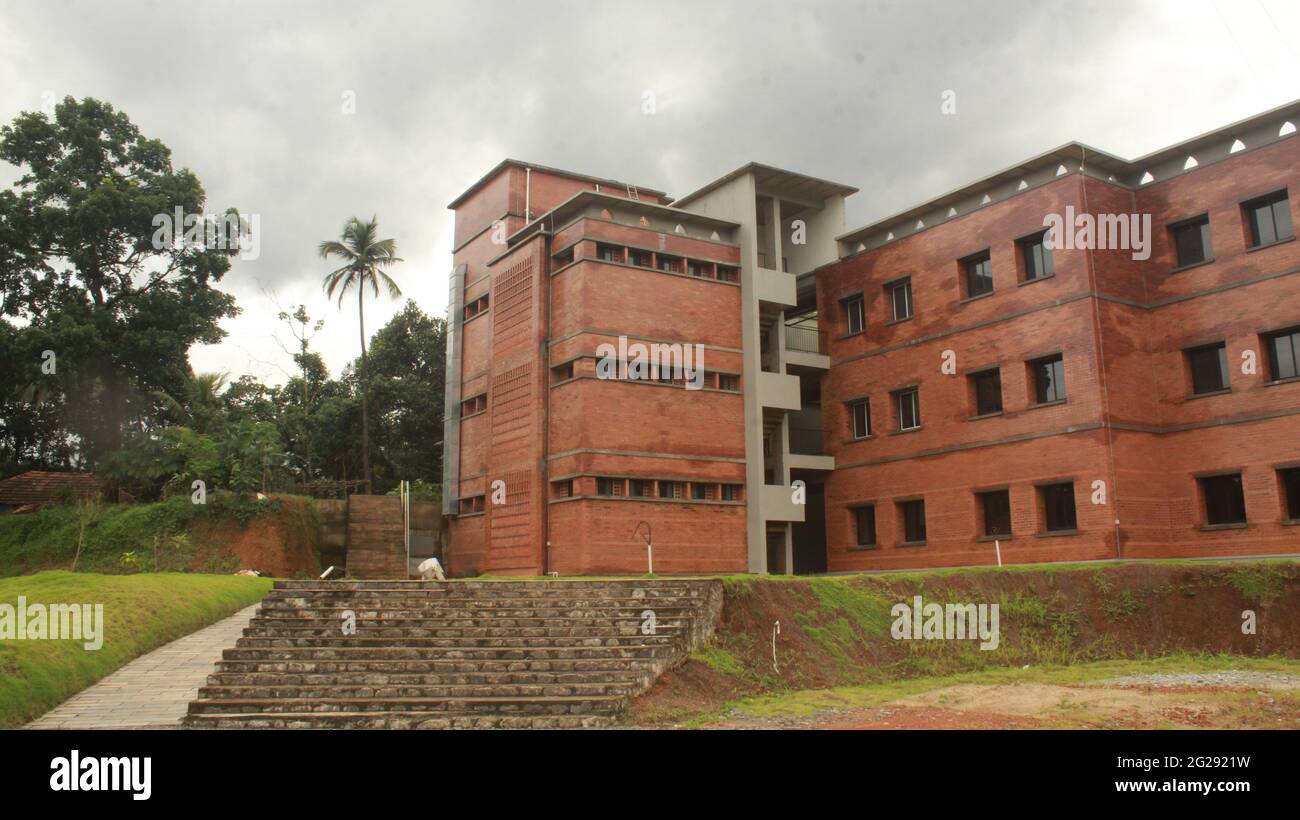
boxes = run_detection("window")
[970,368,1003,416]
[1266,328,1300,381]
[849,399,871,439]
[464,294,489,320]
[687,260,710,278]
[716,266,738,283]
[1280,468,1300,521]
[658,480,681,499]
[554,246,575,267]
[721,484,741,501]
[459,495,485,514]
[629,479,652,498]
[461,394,487,416]
[1186,343,1229,395]
[1030,354,1066,404]
[596,477,623,497]
[963,251,993,298]
[1040,483,1077,532]
[690,483,714,501]
[597,244,623,263]
[656,254,681,273]
[899,499,926,543]
[1200,473,1246,526]
[629,249,652,268]
[718,373,739,391]
[552,479,573,498]
[895,388,920,431]
[843,294,865,335]
[889,279,913,321]
[551,362,575,383]
[1243,190,1294,248]
[979,490,1012,538]
[1020,231,1054,281]
[1170,215,1213,268]
[853,505,877,547]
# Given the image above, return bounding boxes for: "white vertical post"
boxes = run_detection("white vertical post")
[647,542,653,575]
[994,538,1002,567]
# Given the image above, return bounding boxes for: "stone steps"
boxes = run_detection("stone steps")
[207,670,648,686]
[185,713,616,729]
[185,579,722,729]
[222,645,679,661]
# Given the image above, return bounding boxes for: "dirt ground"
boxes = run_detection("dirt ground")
[702,677,1300,729]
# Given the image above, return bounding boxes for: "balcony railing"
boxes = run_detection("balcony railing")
[784,325,826,354]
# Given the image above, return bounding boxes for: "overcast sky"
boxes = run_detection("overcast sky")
[1,0,1298,385]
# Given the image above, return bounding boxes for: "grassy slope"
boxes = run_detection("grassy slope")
[0,493,319,577]
[0,571,271,728]
[631,560,1300,724]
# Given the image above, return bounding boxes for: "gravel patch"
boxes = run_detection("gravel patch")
[1093,670,1300,690]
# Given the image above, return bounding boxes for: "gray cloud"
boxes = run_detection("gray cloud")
[1,0,1297,382]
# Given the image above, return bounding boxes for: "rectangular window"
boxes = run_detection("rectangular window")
[551,362,575,383]
[979,490,1012,538]
[656,255,681,273]
[849,399,870,439]
[718,373,739,391]
[854,505,877,547]
[461,394,487,416]
[552,479,573,498]
[687,260,710,278]
[716,266,738,282]
[690,483,714,501]
[1040,483,1077,532]
[963,251,993,298]
[1266,328,1300,381]
[890,279,913,321]
[596,477,623,497]
[1030,354,1066,404]
[843,295,865,335]
[464,294,489,320]
[1280,468,1300,521]
[1186,343,1229,395]
[1243,191,1295,248]
[1020,231,1054,281]
[721,484,741,501]
[1200,473,1246,526]
[970,368,1003,415]
[899,499,926,543]
[895,388,920,431]
[629,479,652,498]
[658,480,681,499]
[629,250,652,268]
[597,244,623,263]
[1170,215,1213,268]
[459,495,485,514]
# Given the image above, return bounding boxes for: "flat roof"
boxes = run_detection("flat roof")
[672,162,859,209]
[447,158,669,210]
[839,97,1300,246]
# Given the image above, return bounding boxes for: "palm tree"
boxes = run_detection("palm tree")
[318,216,402,494]
[154,372,230,434]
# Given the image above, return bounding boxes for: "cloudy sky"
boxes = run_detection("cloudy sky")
[1,0,1298,385]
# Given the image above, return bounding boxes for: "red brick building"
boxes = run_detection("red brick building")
[443,100,1300,575]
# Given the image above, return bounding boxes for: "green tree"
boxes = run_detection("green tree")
[364,300,446,490]
[0,97,240,467]
[318,216,402,494]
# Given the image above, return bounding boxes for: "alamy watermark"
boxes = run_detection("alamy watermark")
[0,596,103,650]
[595,335,706,390]
[151,207,260,261]
[891,595,999,650]
[1043,205,1152,261]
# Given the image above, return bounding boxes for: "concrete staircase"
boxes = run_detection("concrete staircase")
[184,579,722,729]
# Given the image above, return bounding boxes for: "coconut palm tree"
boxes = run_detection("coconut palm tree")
[318,216,402,494]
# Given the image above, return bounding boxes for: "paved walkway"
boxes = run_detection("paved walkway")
[26,604,260,729]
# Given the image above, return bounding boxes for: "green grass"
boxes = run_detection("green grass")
[0,571,271,728]
[680,653,1300,726]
